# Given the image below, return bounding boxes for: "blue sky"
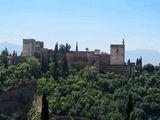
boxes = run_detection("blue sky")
[0,0,160,52]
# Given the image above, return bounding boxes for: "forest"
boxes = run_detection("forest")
[0,45,160,120]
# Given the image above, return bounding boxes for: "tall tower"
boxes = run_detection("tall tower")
[122,38,125,63]
[110,40,125,65]
[23,39,36,57]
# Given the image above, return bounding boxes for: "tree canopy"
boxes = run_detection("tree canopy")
[0,48,160,120]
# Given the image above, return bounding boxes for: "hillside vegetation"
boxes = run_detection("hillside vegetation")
[0,47,160,120]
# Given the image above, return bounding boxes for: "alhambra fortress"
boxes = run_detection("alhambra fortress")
[15,39,134,76]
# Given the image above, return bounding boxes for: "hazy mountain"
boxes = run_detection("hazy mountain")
[0,42,22,55]
[126,49,160,65]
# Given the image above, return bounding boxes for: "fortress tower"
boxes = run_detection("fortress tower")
[110,40,125,65]
[23,39,36,57]
[23,39,44,57]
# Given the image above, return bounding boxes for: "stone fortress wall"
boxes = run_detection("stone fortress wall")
[22,39,135,76]
[23,39,44,57]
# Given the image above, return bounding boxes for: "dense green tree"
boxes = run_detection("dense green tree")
[136,57,142,72]
[41,93,49,120]
[62,53,69,78]
[1,48,9,56]
[59,44,66,53]
[27,57,41,78]
[0,46,159,120]
[41,54,48,74]
[59,43,71,53]
[65,43,71,53]
[4,56,8,69]
[143,64,154,73]
[85,48,89,52]
[53,57,59,80]
[53,43,59,80]
[0,48,9,68]
[12,50,17,56]
[125,93,134,120]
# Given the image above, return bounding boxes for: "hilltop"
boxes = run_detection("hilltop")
[0,42,159,65]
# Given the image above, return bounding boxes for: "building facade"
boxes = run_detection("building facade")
[66,41,135,76]
[110,44,125,65]
[23,39,44,57]
[22,39,135,76]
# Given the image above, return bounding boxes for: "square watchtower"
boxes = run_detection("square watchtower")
[23,39,36,57]
[110,42,125,65]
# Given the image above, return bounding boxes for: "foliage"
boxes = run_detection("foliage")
[0,48,9,68]
[27,57,41,78]
[1,47,160,120]
[41,93,49,120]
[41,54,48,74]
[35,65,160,120]
[62,53,69,78]
[0,59,39,90]
[136,57,142,72]
[124,93,134,120]
[59,43,71,53]
[53,49,59,80]
[143,64,155,73]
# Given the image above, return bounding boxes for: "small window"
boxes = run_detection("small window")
[116,49,119,55]
[116,49,119,53]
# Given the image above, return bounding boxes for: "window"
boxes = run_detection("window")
[116,49,119,55]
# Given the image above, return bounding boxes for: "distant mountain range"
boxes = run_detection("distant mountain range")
[126,49,160,65]
[0,42,22,55]
[0,42,159,65]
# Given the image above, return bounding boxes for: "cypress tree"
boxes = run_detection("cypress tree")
[62,53,69,78]
[125,93,134,120]
[136,58,139,66]
[1,48,9,69]
[41,54,48,74]
[4,56,8,69]
[55,42,59,53]
[136,57,143,72]
[53,43,59,80]
[41,93,49,120]
[53,56,59,80]
[76,42,78,52]
[41,54,45,73]
[65,43,71,53]
[140,56,143,72]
